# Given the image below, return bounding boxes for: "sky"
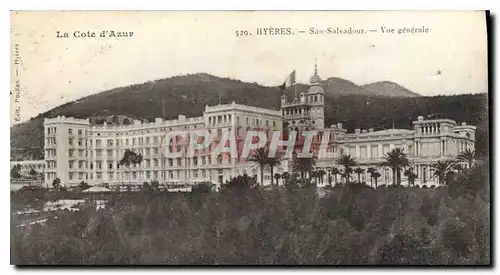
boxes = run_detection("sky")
[10,11,488,124]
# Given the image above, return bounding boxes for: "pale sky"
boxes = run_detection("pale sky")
[10,11,488,124]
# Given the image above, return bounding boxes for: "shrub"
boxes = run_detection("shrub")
[192,182,214,193]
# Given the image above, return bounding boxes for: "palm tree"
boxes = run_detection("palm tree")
[267,156,282,186]
[367,167,376,187]
[430,160,456,186]
[310,170,318,184]
[353,167,365,183]
[330,167,340,185]
[456,149,476,168]
[282,172,290,185]
[247,147,269,186]
[119,149,143,185]
[336,155,357,183]
[403,169,418,187]
[293,156,316,180]
[317,170,326,185]
[274,173,282,186]
[381,148,409,186]
[371,171,381,188]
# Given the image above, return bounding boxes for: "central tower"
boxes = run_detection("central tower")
[307,60,325,130]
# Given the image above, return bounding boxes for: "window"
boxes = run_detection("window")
[68,129,73,135]
[68,138,73,145]
[78,129,82,136]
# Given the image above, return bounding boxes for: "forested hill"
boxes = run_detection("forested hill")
[10,73,488,160]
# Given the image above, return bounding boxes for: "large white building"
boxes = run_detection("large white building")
[39,64,476,188]
[43,103,283,187]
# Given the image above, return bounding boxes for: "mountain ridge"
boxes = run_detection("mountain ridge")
[11,73,488,160]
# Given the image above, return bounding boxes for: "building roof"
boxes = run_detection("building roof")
[370,129,414,135]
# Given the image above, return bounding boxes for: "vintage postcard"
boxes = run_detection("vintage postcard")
[10,11,490,265]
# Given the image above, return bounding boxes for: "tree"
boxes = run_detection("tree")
[29,168,39,178]
[151,180,160,193]
[310,170,320,185]
[293,155,316,180]
[430,160,456,186]
[11,164,22,179]
[267,156,282,186]
[281,172,290,185]
[317,169,326,185]
[456,149,476,168]
[367,167,376,187]
[52,178,61,190]
[221,174,258,191]
[79,181,90,190]
[247,147,270,186]
[192,181,214,193]
[330,167,340,185]
[353,167,365,183]
[371,171,381,188]
[404,169,418,187]
[119,149,143,185]
[381,148,409,186]
[336,155,357,183]
[274,173,282,186]
[111,115,120,124]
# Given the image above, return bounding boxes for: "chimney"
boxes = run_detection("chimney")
[369,128,374,132]
[178,114,186,120]
[155,118,163,123]
[462,122,467,126]
[337,123,342,129]
[418,116,424,121]
[355,128,361,134]
[362,129,368,133]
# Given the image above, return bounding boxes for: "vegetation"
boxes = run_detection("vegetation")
[293,156,316,181]
[404,169,418,187]
[430,160,457,186]
[457,149,476,168]
[11,160,490,265]
[381,148,409,186]
[336,154,357,183]
[353,167,365,183]
[11,164,22,179]
[119,150,143,185]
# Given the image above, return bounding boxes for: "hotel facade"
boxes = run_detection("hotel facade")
[40,66,476,188]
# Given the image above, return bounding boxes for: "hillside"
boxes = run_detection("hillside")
[362,81,421,97]
[10,73,488,160]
